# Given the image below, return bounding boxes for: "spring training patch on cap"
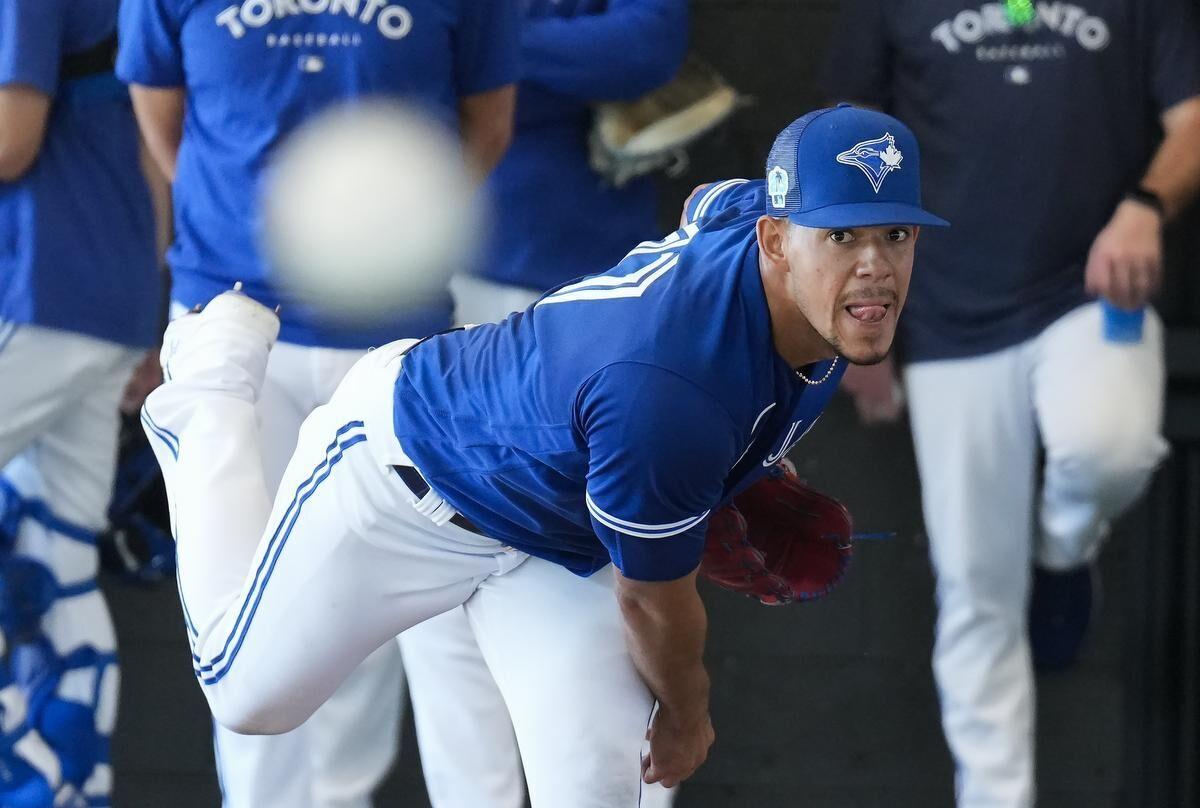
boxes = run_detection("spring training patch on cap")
[835,133,903,194]
[767,166,789,209]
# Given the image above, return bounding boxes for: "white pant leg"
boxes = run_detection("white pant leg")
[465,560,673,808]
[0,323,139,805]
[213,340,405,808]
[904,346,1039,808]
[213,339,318,808]
[143,340,521,736]
[1030,302,1169,569]
[399,610,524,808]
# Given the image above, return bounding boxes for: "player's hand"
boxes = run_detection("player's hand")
[641,704,714,788]
[1085,198,1163,310]
[840,356,903,425]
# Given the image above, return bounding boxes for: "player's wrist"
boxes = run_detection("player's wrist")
[657,669,711,718]
[1122,186,1166,223]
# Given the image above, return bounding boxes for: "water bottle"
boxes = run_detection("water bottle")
[1101,300,1144,344]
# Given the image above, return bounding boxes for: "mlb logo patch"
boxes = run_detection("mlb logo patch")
[836,133,903,193]
[767,166,789,209]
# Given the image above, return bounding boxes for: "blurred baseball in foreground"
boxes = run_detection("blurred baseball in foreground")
[263,101,478,323]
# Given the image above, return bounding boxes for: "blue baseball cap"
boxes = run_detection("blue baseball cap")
[764,104,948,228]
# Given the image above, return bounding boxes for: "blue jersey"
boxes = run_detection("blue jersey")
[116,0,518,349]
[0,0,160,348]
[393,179,845,581]
[478,0,687,292]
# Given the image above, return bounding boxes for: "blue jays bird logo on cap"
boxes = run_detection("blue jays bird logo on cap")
[836,133,903,194]
[767,166,789,209]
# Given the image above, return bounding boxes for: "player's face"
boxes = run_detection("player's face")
[782,222,917,365]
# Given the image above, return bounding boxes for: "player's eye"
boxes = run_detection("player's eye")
[888,228,911,242]
[828,230,854,244]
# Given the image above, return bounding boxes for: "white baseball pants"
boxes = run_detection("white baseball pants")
[903,301,1168,807]
[189,318,527,808]
[0,321,141,805]
[144,338,668,807]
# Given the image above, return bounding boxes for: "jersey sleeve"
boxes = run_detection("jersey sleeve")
[819,0,892,108]
[0,0,66,93]
[1146,0,1200,113]
[576,362,740,582]
[683,178,760,225]
[115,0,185,88]
[455,0,520,96]
[520,0,688,101]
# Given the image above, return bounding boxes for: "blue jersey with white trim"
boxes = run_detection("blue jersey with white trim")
[393,178,845,581]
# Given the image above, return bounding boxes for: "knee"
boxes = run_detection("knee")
[207,688,305,736]
[1047,427,1167,503]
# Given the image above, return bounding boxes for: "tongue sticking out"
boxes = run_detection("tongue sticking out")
[848,305,887,324]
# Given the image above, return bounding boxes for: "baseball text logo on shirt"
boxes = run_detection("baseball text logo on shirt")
[763,418,819,466]
[930,3,1110,55]
[836,134,902,194]
[216,0,414,41]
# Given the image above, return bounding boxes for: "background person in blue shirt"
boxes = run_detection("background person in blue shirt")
[0,0,162,804]
[136,105,946,807]
[447,0,688,325]
[399,2,686,803]
[115,0,519,805]
[823,1,1200,805]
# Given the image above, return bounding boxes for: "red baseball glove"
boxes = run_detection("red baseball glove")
[699,463,853,605]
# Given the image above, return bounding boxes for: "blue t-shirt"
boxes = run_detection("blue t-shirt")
[0,0,160,348]
[822,0,1200,362]
[478,0,688,292]
[116,0,519,348]
[393,179,845,581]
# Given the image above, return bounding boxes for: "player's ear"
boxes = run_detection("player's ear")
[756,216,788,270]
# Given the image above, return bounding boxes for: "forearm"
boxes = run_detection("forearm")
[129,84,184,182]
[0,86,51,182]
[1141,96,1200,220]
[616,570,710,715]
[459,85,514,179]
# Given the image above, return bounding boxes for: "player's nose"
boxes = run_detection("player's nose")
[853,244,894,280]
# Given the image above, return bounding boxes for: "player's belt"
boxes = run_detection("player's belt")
[392,465,485,535]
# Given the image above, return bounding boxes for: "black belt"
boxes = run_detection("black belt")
[392,465,484,535]
[61,33,117,82]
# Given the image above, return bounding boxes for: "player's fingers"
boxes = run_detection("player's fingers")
[1083,249,1110,298]
[1134,255,1162,306]
[1105,258,1134,310]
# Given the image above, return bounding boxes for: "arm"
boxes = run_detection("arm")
[129,84,183,181]
[458,84,515,179]
[1085,0,1200,309]
[578,363,738,783]
[615,568,714,788]
[521,0,688,100]
[0,0,65,181]
[1085,98,1200,309]
[1141,97,1200,218]
[0,85,50,181]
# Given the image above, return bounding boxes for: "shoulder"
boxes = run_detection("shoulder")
[682,178,763,225]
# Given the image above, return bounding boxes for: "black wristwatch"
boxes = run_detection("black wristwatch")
[1125,186,1165,218]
